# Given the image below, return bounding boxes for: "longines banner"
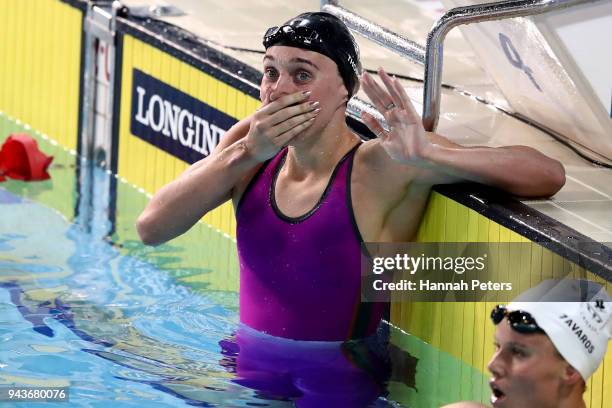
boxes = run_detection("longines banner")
[130,69,237,164]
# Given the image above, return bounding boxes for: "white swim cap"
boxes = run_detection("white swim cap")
[508,279,612,380]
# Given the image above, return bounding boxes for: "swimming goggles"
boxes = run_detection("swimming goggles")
[491,305,545,334]
[263,25,323,48]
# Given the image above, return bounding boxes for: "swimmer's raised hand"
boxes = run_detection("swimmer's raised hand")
[245,91,320,162]
[360,68,434,168]
[360,68,565,196]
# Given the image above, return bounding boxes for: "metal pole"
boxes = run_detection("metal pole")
[423,0,602,131]
[320,0,339,7]
[347,98,388,131]
[321,3,426,65]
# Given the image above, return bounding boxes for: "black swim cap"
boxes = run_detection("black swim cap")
[263,12,361,98]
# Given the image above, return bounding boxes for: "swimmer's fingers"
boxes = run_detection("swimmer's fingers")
[378,68,405,111]
[247,95,315,149]
[360,111,388,141]
[360,71,395,114]
[266,100,319,127]
[257,91,311,116]
[247,96,313,162]
[391,75,422,124]
[274,117,316,146]
[270,108,320,136]
[377,72,424,134]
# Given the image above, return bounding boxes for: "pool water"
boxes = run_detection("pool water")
[1,170,239,406]
[0,111,491,407]
[0,122,406,407]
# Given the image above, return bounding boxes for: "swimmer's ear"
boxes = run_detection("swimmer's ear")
[339,86,349,105]
[562,364,584,388]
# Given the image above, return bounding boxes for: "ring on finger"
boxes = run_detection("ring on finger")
[384,102,396,111]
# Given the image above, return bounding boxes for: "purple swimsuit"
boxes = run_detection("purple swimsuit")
[236,144,386,341]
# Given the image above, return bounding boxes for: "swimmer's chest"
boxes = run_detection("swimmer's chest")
[273,173,329,218]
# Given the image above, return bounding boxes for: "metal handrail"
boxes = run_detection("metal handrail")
[322,0,602,132]
[320,1,426,65]
[423,0,602,131]
[320,0,424,131]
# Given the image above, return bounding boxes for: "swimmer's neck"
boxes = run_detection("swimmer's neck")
[558,393,587,408]
[573,398,587,408]
[284,111,359,180]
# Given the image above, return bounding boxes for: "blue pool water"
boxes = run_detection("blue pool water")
[0,163,398,408]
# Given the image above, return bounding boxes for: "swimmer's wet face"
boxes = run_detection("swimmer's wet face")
[488,317,577,408]
[260,47,345,104]
[260,47,347,142]
[262,11,361,98]
[259,12,362,145]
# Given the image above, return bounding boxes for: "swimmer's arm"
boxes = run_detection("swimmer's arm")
[136,116,256,246]
[137,92,317,246]
[413,132,566,197]
[360,68,565,197]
